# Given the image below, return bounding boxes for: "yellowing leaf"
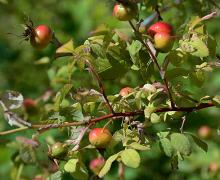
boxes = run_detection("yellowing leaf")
[121,149,140,168]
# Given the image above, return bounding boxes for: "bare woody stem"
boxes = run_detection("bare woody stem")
[0,102,215,136]
[118,163,125,180]
[128,21,175,108]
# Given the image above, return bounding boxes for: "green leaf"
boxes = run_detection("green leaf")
[121,149,140,168]
[127,40,142,57]
[207,36,217,58]
[54,84,73,111]
[71,165,88,180]
[159,138,174,157]
[51,171,62,180]
[97,55,127,80]
[189,35,209,58]
[190,134,208,152]
[56,39,74,54]
[99,153,120,178]
[166,68,188,80]
[64,159,79,173]
[166,49,188,67]
[150,113,161,124]
[157,131,170,138]
[144,105,156,119]
[190,71,205,87]
[170,133,192,156]
[212,96,220,108]
[127,142,150,151]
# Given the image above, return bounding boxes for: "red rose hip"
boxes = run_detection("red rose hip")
[89,128,112,149]
[113,3,137,21]
[119,87,133,97]
[89,157,105,175]
[30,25,52,49]
[147,21,173,37]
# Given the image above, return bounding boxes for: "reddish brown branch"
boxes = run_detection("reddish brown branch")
[0,102,215,136]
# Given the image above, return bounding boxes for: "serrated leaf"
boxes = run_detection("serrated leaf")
[189,35,209,58]
[64,159,79,173]
[56,39,74,54]
[121,149,140,168]
[159,138,174,157]
[127,142,150,151]
[150,113,161,124]
[170,133,192,156]
[99,153,120,178]
[190,134,208,152]
[157,131,170,138]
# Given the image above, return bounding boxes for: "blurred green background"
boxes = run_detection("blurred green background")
[0,0,220,179]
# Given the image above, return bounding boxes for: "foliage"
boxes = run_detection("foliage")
[0,0,220,180]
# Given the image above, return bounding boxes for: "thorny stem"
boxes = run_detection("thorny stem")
[128,21,175,108]
[0,102,215,136]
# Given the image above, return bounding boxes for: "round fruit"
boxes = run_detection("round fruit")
[50,142,67,158]
[23,98,36,108]
[119,87,133,97]
[147,21,173,37]
[113,3,137,21]
[208,162,219,173]
[89,157,105,175]
[23,98,38,114]
[30,25,52,49]
[198,126,212,139]
[154,32,174,53]
[89,128,112,149]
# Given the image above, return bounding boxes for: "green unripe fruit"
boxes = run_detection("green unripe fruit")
[50,142,67,158]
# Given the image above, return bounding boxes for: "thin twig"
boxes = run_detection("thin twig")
[201,11,217,21]
[118,163,125,180]
[85,60,115,114]
[0,127,29,136]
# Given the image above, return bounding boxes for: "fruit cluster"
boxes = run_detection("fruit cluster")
[147,21,174,53]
